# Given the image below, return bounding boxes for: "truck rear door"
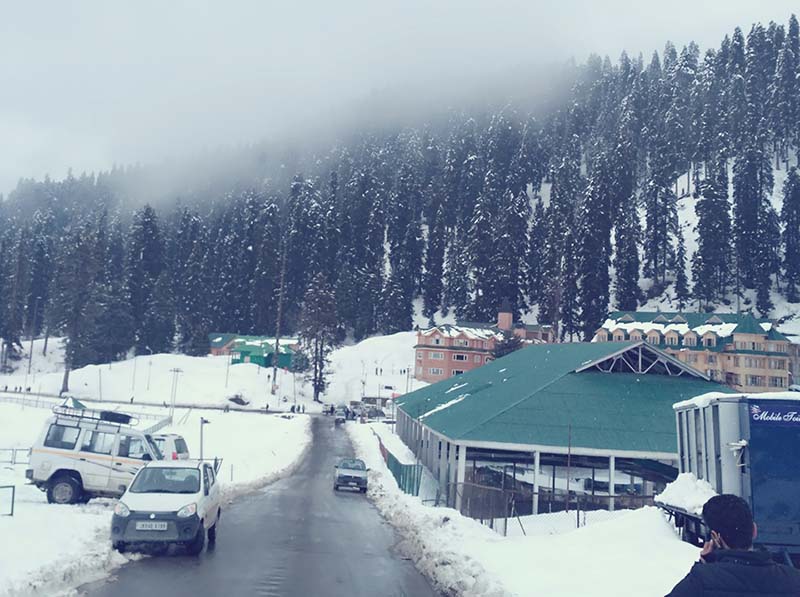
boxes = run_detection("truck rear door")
[746,400,800,553]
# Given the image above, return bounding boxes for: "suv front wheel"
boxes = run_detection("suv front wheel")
[47,475,82,505]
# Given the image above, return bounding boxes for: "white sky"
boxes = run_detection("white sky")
[1,1,797,194]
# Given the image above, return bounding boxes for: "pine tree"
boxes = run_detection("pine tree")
[577,152,613,339]
[782,168,800,301]
[560,228,580,342]
[127,205,164,352]
[613,197,642,311]
[139,271,175,354]
[691,158,733,307]
[674,227,689,310]
[298,272,338,402]
[421,203,446,321]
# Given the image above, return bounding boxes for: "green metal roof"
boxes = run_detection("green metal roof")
[732,317,767,335]
[767,327,789,341]
[399,341,731,455]
[209,333,237,348]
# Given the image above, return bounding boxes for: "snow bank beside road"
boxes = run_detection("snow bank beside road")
[348,421,699,597]
[0,403,310,597]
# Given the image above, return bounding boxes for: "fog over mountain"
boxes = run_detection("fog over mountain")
[2,0,798,195]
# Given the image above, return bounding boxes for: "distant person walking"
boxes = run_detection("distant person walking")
[666,494,800,596]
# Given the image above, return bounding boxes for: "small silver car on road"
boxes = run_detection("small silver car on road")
[333,458,368,493]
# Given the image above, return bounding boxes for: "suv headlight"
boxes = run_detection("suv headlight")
[114,502,131,517]
[177,503,197,518]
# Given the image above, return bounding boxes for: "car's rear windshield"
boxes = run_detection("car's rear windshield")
[130,467,200,494]
[174,438,189,453]
[339,459,366,470]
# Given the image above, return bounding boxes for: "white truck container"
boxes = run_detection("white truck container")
[660,391,800,565]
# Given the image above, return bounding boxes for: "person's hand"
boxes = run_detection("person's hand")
[699,540,714,563]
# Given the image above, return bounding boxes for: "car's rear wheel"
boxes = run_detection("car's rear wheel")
[47,475,82,505]
[208,516,218,544]
[186,523,206,555]
[360,487,367,493]
[113,541,127,553]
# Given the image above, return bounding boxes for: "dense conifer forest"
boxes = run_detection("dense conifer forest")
[2,16,800,372]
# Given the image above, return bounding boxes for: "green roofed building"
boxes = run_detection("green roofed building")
[396,340,732,518]
[226,336,298,369]
[595,311,792,393]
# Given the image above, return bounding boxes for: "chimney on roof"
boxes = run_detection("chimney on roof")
[498,298,513,331]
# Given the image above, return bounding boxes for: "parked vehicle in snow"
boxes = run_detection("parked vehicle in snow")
[26,405,163,504]
[657,392,800,566]
[112,459,222,555]
[152,434,190,460]
[333,458,368,492]
[334,409,347,425]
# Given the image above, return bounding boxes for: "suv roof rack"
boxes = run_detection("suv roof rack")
[52,404,140,427]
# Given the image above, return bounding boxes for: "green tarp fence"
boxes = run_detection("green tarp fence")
[373,430,422,496]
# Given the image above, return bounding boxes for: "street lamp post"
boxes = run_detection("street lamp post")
[199,417,210,461]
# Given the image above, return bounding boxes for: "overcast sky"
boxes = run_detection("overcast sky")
[1,1,797,195]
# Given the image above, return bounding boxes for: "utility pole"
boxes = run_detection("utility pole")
[169,368,183,419]
[272,237,288,395]
[98,369,103,401]
[131,356,138,391]
[199,417,210,461]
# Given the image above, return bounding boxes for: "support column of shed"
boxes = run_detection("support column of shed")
[532,451,540,515]
[455,444,467,512]
[437,438,448,499]
[609,455,616,512]
[448,440,458,508]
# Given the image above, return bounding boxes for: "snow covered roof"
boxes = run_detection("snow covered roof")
[420,323,503,341]
[674,390,800,410]
[601,312,771,340]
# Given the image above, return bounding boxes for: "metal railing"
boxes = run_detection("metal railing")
[0,448,30,465]
[0,485,15,516]
[444,482,657,536]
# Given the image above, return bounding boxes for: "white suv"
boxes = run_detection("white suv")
[26,406,163,504]
[111,460,222,555]
[152,434,190,460]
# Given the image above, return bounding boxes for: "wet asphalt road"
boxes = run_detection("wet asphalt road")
[80,417,437,597]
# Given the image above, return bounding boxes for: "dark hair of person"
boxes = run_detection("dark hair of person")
[702,494,754,549]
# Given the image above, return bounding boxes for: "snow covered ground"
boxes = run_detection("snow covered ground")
[0,402,310,597]
[348,421,699,597]
[0,332,424,415]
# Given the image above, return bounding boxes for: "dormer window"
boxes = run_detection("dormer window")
[619,314,635,323]
[705,315,724,325]
[653,315,669,324]
[666,335,678,346]
[432,336,442,346]
[703,335,716,347]
[684,335,697,347]
[670,315,688,324]
[647,333,661,345]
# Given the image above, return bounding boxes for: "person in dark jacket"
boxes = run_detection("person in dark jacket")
[667,494,800,596]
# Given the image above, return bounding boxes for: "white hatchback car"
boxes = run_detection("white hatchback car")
[111,460,221,555]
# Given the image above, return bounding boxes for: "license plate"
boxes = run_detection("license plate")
[135,521,168,531]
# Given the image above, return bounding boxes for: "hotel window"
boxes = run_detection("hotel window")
[429,368,443,376]
[455,339,469,347]
[686,354,698,364]
[482,341,488,349]
[453,354,468,361]
[666,335,678,346]
[707,355,717,364]
[430,352,444,360]
[747,375,764,387]
[432,337,442,346]
[769,376,786,388]
[613,333,625,342]
[416,351,423,361]
[753,342,764,351]
[703,337,716,347]
[452,370,465,376]
[769,358,785,369]
[647,335,659,345]
[733,356,740,367]
[684,336,696,346]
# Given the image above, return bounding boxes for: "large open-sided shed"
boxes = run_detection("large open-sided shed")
[397,341,732,513]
